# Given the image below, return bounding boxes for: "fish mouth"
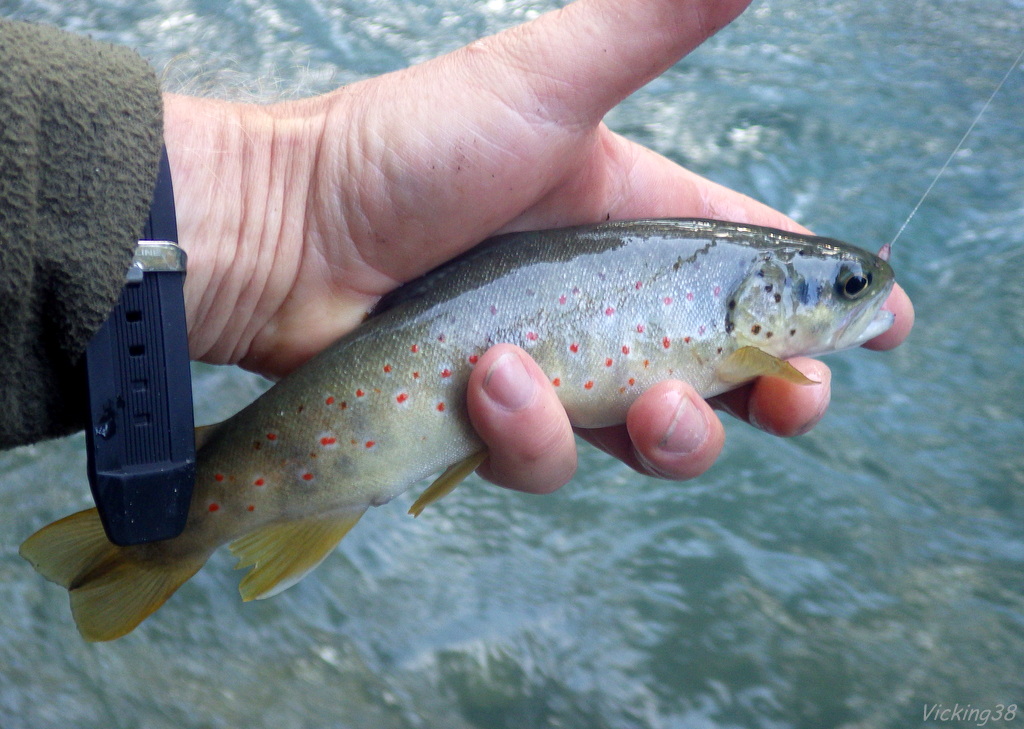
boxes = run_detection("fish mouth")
[832,306,895,351]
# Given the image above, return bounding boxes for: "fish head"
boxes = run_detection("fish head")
[728,235,895,359]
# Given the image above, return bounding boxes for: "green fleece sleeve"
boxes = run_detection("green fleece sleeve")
[0,19,164,448]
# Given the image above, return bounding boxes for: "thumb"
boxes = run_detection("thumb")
[455,0,754,127]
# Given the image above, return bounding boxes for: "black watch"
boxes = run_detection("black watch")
[83,146,196,546]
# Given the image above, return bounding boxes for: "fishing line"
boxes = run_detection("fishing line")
[886,45,1024,252]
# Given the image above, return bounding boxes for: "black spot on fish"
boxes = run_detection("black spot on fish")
[725,321,735,334]
[751,324,762,335]
[774,293,782,303]
[766,331,774,339]
[789,329,797,336]
[728,299,736,310]
[765,284,773,293]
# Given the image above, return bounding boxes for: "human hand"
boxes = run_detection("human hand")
[163,0,914,492]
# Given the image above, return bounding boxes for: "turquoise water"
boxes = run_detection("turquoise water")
[2,1,1022,727]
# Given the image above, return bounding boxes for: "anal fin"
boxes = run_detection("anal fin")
[229,508,366,602]
[408,451,487,517]
[718,346,818,386]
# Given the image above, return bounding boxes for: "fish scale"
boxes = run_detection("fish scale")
[19,218,895,641]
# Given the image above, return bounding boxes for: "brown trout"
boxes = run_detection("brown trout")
[20,219,894,641]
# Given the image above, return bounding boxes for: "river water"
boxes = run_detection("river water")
[1,1,1022,727]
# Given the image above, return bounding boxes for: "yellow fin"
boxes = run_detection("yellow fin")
[19,509,208,642]
[229,508,366,602]
[718,346,818,386]
[194,421,227,451]
[408,450,487,517]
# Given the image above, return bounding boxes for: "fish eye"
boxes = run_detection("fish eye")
[837,268,871,300]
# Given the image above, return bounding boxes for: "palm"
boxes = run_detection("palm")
[246,0,793,378]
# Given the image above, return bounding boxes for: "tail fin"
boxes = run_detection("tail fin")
[20,508,207,641]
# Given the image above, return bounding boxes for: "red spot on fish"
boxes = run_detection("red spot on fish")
[635,281,643,290]
[628,378,636,386]
[686,292,694,301]
[570,343,579,353]
[440,368,452,378]
[247,505,255,512]
[396,393,409,404]
[559,295,567,305]
[325,396,335,405]
[552,377,561,387]
[684,336,692,344]
[356,389,365,398]
[254,478,265,486]
[622,345,630,355]
[340,401,348,410]
[266,433,277,441]
[468,355,479,365]
[489,305,498,315]
[438,334,446,342]
[383,364,392,373]
[698,325,706,335]
[320,437,337,446]
[714,285,721,296]
[526,331,538,341]
[413,371,420,379]
[644,359,650,368]
[302,472,314,481]
[605,358,613,367]
[214,473,224,482]
[365,441,376,448]
[411,344,419,353]
[436,402,446,412]
[663,337,671,349]
[208,503,220,513]
[605,306,615,316]
[584,381,594,390]
[637,324,645,333]
[664,297,673,305]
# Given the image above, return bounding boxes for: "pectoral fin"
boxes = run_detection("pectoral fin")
[229,508,366,601]
[408,451,488,517]
[718,346,818,386]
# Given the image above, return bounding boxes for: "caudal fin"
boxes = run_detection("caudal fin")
[20,508,207,641]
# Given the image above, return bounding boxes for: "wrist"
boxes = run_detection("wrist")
[162,92,329,370]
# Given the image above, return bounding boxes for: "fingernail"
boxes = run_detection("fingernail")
[483,352,535,411]
[658,391,708,455]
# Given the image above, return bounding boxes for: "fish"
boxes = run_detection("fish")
[19,218,895,641]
